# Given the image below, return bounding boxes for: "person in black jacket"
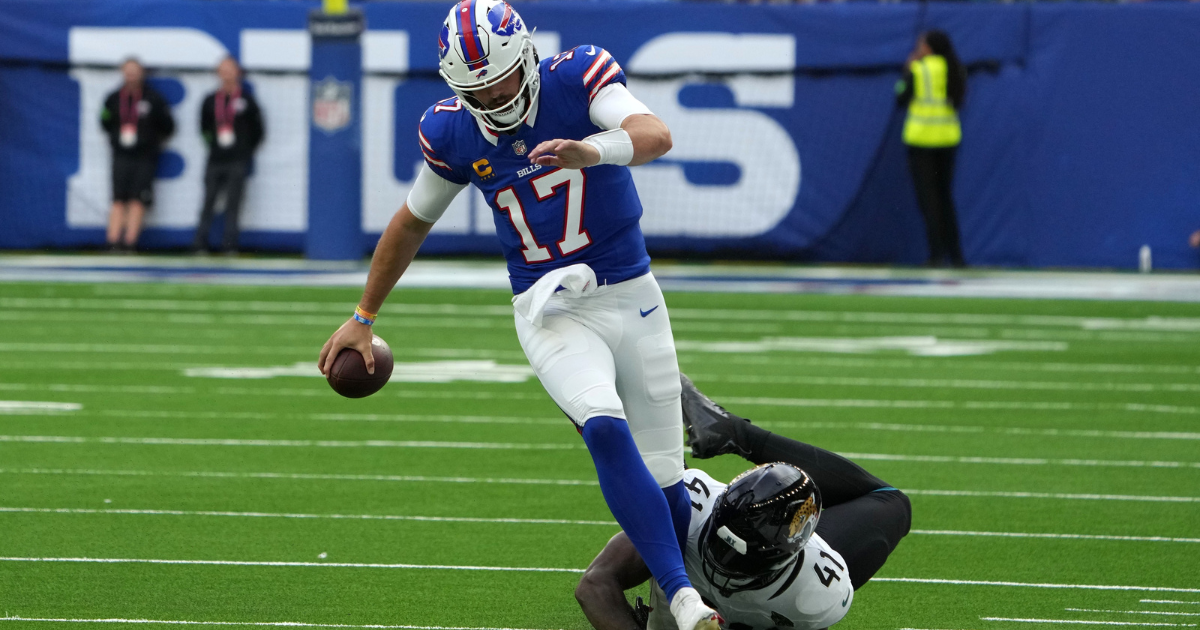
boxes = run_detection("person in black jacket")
[192,56,265,255]
[100,58,175,252]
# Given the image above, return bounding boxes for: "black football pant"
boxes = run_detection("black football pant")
[194,160,249,252]
[907,146,965,267]
[727,421,911,590]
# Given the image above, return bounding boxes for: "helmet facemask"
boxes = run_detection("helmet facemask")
[441,32,540,134]
[699,464,822,597]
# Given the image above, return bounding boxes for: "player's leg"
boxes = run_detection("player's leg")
[681,375,889,505]
[681,376,911,588]
[514,308,691,602]
[608,274,690,549]
[814,490,911,590]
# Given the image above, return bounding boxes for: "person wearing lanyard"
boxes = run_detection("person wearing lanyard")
[192,56,264,255]
[897,31,967,268]
[99,58,175,252]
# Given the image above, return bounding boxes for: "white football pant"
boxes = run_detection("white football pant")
[514,272,685,488]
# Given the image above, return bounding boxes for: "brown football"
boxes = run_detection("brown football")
[327,334,394,398]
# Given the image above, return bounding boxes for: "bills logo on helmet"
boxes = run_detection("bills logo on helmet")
[455,0,490,70]
[438,24,451,59]
[487,2,522,36]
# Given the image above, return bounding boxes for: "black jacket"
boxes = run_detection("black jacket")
[200,85,265,163]
[100,84,175,158]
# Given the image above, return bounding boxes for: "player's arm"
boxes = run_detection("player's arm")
[529,110,671,169]
[576,532,654,630]
[318,163,464,376]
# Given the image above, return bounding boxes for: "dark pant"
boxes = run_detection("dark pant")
[734,422,912,590]
[193,160,249,252]
[112,152,157,205]
[907,146,964,267]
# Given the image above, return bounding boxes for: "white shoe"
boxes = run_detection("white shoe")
[670,587,722,630]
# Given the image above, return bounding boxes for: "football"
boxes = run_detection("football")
[326,334,394,398]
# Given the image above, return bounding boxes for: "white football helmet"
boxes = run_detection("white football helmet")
[438,0,539,133]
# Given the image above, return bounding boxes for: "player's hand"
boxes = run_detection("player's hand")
[319,318,376,376]
[528,139,600,170]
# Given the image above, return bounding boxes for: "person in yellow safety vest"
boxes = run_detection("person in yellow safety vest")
[897,30,967,267]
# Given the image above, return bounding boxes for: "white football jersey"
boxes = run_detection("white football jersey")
[647,469,854,630]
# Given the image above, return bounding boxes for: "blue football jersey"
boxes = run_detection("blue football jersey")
[417,45,651,294]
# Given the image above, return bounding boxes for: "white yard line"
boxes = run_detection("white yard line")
[904,490,1200,504]
[980,618,1196,627]
[1066,610,1200,618]
[3,468,1198,502]
[3,558,1197,596]
[6,435,1194,470]
[8,297,1200,332]
[1142,602,1200,606]
[0,556,582,573]
[911,530,1200,544]
[7,507,1195,543]
[0,401,81,413]
[0,507,615,526]
[705,355,1200,377]
[0,468,601,486]
[0,435,581,450]
[0,617,550,630]
[691,373,1200,393]
[758,421,1200,441]
[724,397,1200,416]
[877,579,1200,593]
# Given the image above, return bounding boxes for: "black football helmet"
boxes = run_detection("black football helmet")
[700,462,822,596]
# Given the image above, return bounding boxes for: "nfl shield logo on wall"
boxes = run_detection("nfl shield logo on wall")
[512,140,527,156]
[313,77,353,134]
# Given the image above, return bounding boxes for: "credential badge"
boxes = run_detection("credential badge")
[512,139,527,156]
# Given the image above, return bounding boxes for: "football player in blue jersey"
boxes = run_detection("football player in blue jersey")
[318,3,719,630]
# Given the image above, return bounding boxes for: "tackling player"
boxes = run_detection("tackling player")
[575,376,912,630]
[318,3,718,630]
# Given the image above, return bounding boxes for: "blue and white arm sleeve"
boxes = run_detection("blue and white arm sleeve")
[405,163,468,224]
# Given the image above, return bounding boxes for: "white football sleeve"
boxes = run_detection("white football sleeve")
[588,83,654,131]
[405,163,468,223]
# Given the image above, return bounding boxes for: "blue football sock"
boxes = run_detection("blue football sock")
[662,480,692,551]
[582,415,692,601]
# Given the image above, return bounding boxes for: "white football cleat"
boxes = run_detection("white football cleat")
[670,587,722,630]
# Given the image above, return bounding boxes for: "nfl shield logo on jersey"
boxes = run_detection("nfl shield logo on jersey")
[312,77,353,134]
[512,140,527,156]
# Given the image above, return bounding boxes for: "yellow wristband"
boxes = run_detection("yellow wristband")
[354,306,377,325]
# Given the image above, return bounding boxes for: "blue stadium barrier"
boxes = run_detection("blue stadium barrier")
[0,0,1197,269]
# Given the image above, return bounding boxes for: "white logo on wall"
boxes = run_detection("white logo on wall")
[313,77,353,133]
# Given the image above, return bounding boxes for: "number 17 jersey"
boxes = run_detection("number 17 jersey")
[417,45,651,295]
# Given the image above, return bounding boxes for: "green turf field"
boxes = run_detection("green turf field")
[1,280,1198,630]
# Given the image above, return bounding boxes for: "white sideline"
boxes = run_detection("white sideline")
[6,434,1197,470]
[7,507,1197,543]
[0,617,550,630]
[4,468,1198,502]
[1143,602,1200,606]
[0,506,616,526]
[980,617,1196,627]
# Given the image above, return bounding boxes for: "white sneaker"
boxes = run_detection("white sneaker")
[670,587,722,630]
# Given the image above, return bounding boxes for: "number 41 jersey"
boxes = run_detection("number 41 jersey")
[649,469,855,630]
[417,45,652,294]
